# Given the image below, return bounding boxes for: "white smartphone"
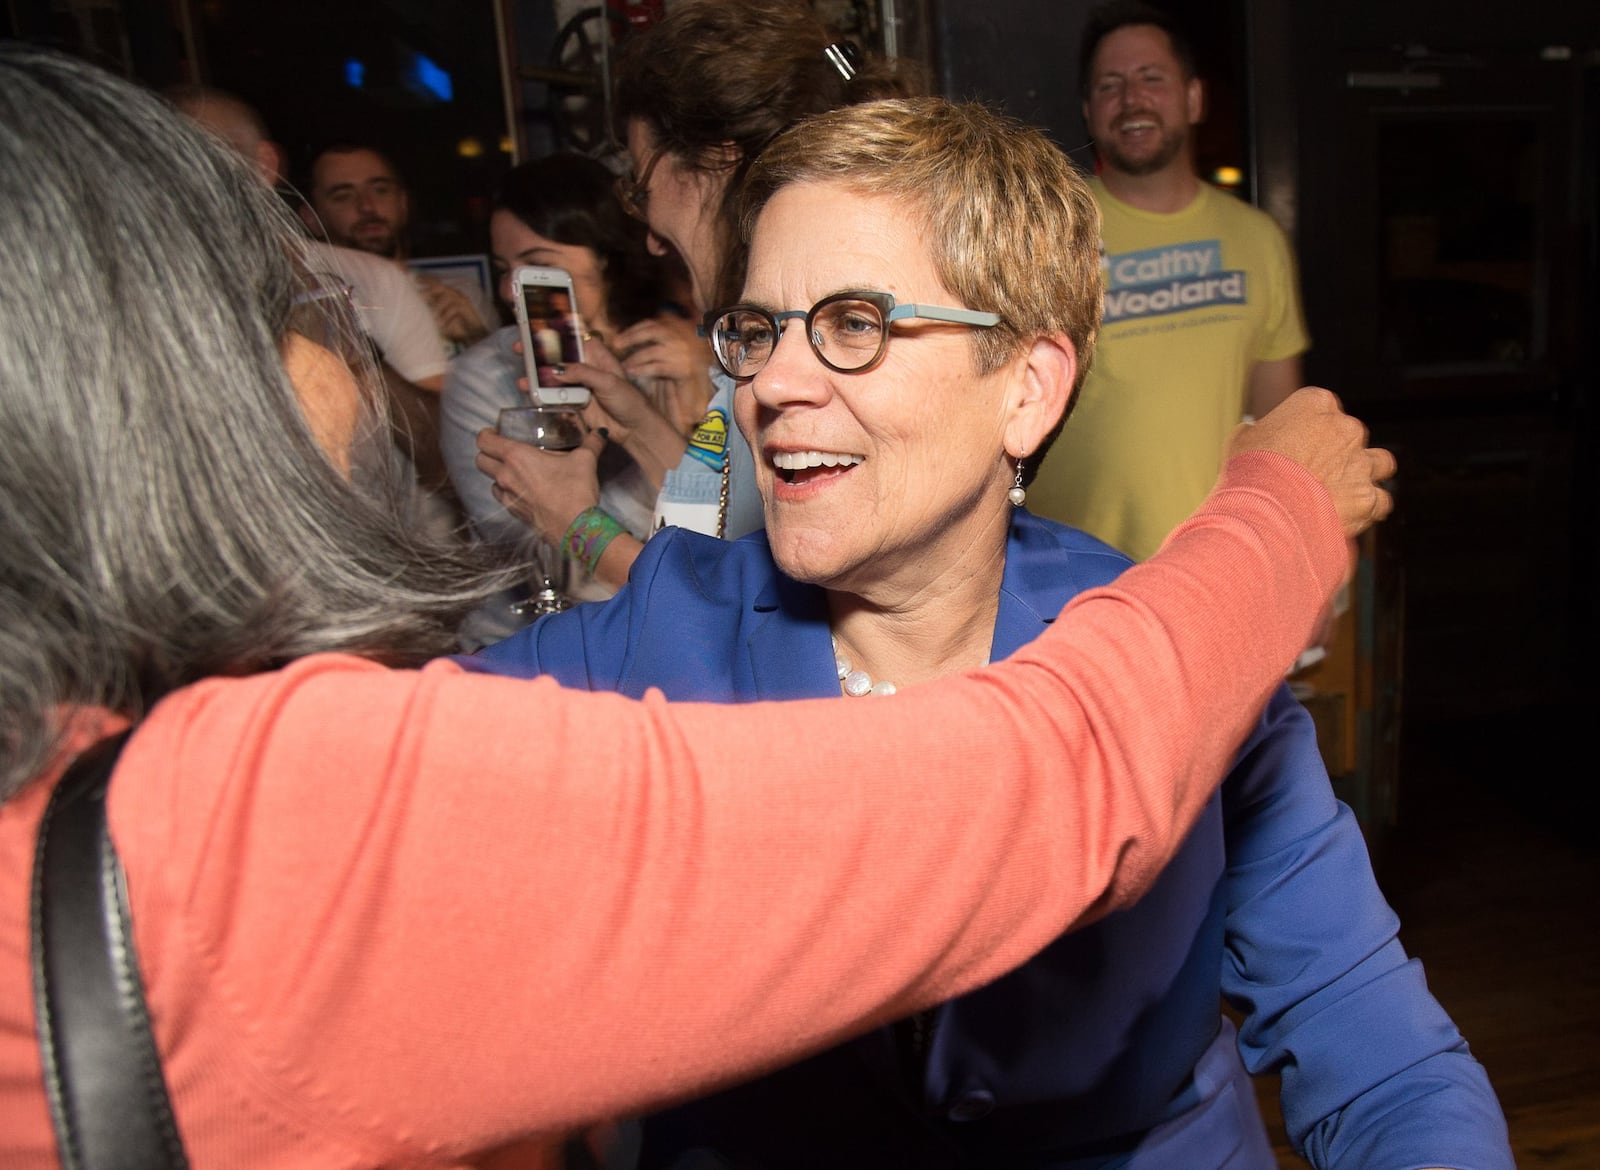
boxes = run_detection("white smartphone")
[511,265,591,407]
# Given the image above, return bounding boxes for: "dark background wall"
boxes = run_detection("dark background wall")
[1289,1,1596,738]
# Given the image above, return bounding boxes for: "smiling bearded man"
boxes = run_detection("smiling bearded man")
[1025,0,1311,566]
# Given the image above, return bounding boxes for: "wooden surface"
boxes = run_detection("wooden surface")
[1247,705,1600,1168]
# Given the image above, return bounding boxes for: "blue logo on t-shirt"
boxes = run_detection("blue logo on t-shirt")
[1102,239,1247,323]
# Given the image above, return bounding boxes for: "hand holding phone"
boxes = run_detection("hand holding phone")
[512,265,592,407]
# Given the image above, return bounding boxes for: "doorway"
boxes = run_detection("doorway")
[1303,50,1594,723]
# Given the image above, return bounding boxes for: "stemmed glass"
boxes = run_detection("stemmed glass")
[495,404,587,618]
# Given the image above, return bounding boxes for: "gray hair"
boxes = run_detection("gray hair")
[0,44,513,800]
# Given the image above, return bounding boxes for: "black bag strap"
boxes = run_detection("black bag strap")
[30,729,191,1170]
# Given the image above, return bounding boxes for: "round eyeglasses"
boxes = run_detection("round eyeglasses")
[702,290,1002,379]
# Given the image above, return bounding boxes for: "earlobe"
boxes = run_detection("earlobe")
[1005,334,1077,458]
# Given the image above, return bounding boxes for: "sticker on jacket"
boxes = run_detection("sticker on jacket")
[685,407,729,471]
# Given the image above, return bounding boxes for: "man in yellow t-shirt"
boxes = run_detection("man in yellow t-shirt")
[1030,1,1309,561]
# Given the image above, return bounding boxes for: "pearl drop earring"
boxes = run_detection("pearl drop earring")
[1008,456,1027,507]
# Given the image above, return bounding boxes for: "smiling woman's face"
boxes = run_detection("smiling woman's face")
[624,118,729,313]
[733,180,1019,602]
[1082,23,1201,178]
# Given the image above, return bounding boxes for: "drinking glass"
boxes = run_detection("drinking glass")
[495,404,587,618]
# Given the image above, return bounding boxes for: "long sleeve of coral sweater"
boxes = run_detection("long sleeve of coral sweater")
[0,451,1347,1168]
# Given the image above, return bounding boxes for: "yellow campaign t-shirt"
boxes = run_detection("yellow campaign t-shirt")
[1029,178,1309,561]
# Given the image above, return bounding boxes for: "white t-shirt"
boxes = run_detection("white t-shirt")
[408,268,499,356]
[303,241,450,384]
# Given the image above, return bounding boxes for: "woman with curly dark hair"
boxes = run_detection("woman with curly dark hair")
[471,0,924,607]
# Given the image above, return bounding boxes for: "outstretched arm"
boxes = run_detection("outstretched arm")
[119,389,1396,1158]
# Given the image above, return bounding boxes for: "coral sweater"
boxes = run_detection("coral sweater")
[0,452,1345,1168]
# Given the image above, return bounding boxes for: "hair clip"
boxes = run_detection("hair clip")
[823,41,860,83]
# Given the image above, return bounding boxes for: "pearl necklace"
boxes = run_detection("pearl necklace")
[832,635,897,697]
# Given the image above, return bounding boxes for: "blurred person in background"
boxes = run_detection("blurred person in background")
[1028,0,1310,565]
[441,153,709,646]
[302,140,496,351]
[172,85,463,532]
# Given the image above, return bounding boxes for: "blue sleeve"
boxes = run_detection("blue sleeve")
[1222,689,1513,1169]
[468,526,747,699]
[468,577,638,691]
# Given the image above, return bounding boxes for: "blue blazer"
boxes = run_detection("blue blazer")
[473,512,1511,1170]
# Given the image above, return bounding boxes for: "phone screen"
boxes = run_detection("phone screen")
[519,281,584,390]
